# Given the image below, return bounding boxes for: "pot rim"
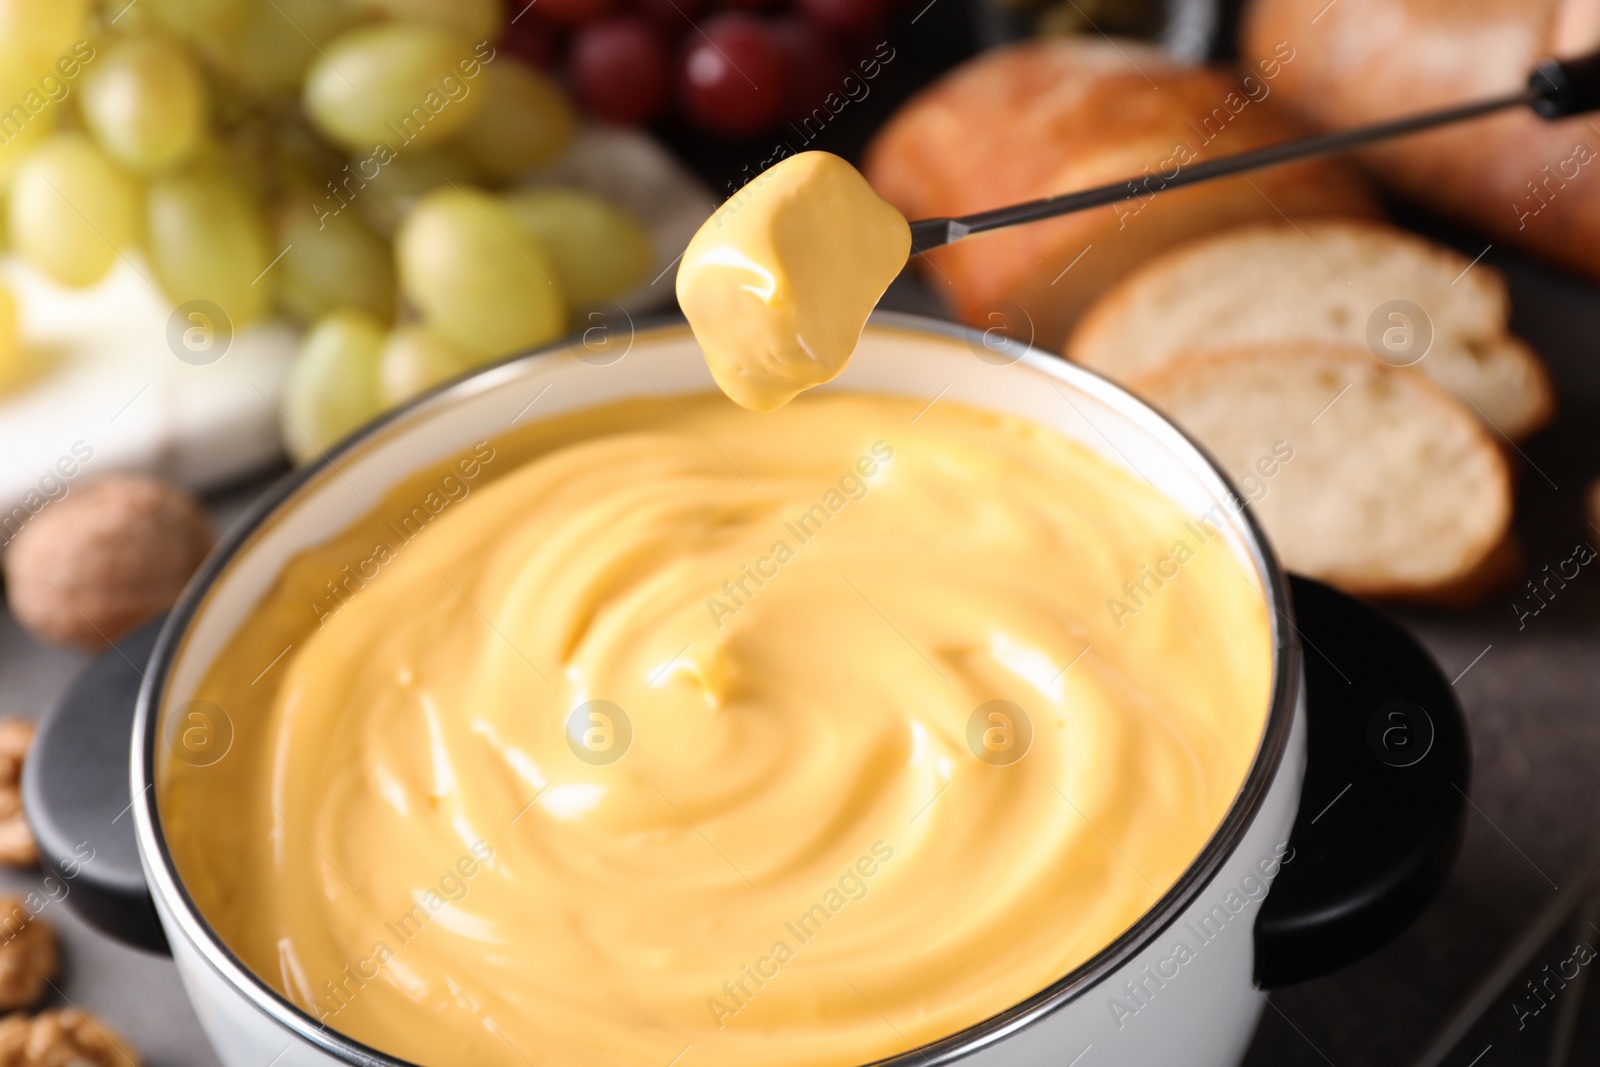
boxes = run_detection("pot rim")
[130,311,1299,1067]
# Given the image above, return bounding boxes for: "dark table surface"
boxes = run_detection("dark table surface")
[1,234,1595,1067]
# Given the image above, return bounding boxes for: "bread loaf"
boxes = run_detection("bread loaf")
[863,37,1379,350]
[1242,0,1600,281]
[1131,343,1513,598]
[1068,220,1553,439]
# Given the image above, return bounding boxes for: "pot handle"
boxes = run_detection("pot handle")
[1254,575,1470,988]
[22,616,169,954]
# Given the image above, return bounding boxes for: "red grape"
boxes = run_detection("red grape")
[678,13,788,137]
[772,17,845,122]
[571,17,672,124]
[533,0,615,25]
[717,0,777,9]
[796,0,891,36]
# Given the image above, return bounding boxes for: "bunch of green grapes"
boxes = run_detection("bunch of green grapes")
[0,0,656,461]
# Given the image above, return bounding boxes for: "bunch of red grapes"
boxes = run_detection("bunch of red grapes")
[504,0,904,138]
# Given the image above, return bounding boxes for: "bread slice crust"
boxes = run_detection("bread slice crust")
[1130,342,1514,599]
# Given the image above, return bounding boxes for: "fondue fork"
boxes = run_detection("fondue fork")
[906,49,1600,254]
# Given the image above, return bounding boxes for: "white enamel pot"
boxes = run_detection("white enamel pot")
[24,314,1469,1067]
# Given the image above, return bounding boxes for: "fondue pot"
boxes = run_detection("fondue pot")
[24,314,1467,1067]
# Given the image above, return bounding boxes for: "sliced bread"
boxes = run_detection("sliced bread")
[1068,220,1553,440]
[1132,342,1513,598]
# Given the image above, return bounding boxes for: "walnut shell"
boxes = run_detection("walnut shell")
[0,899,55,1012]
[0,722,34,868]
[0,1009,140,1067]
[2,477,212,649]
[0,723,30,786]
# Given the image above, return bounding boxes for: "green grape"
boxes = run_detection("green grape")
[304,24,488,155]
[281,309,385,464]
[396,185,565,359]
[0,88,53,191]
[502,187,652,308]
[146,168,274,326]
[98,0,153,30]
[0,0,89,72]
[225,0,359,94]
[456,60,575,182]
[143,0,243,42]
[9,132,140,287]
[0,282,24,393]
[354,148,478,236]
[356,0,501,44]
[378,324,476,405]
[275,200,396,325]
[81,35,207,175]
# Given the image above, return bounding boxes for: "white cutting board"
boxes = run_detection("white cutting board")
[0,127,715,518]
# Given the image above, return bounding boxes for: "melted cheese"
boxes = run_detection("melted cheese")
[676,153,910,410]
[161,391,1272,1067]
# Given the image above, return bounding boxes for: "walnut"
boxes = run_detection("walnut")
[2,477,212,649]
[0,1010,140,1067]
[0,723,34,867]
[0,899,55,1012]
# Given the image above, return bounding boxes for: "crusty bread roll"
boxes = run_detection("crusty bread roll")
[1068,220,1554,440]
[1242,0,1600,281]
[863,37,1379,350]
[1131,343,1512,598]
